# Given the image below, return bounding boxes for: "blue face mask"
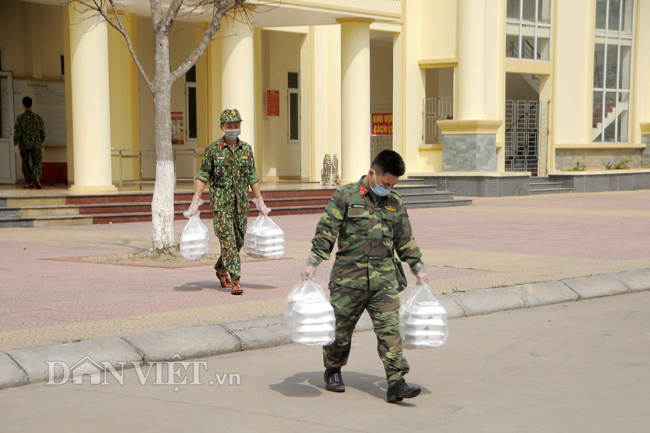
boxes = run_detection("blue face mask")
[370,172,391,197]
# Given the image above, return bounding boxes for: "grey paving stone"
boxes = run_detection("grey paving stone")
[0,352,28,389]
[6,338,142,385]
[610,269,650,292]
[448,286,528,316]
[516,281,580,307]
[223,317,291,351]
[562,274,631,299]
[123,325,241,363]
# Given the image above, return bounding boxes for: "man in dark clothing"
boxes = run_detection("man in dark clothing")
[13,97,45,189]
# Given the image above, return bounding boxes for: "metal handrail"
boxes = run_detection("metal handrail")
[111,148,205,189]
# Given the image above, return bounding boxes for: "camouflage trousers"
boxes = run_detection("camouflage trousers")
[323,285,409,385]
[19,146,42,184]
[212,209,247,281]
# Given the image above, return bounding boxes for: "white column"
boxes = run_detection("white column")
[339,19,372,182]
[457,0,487,121]
[68,7,115,192]
[220,12,255,153]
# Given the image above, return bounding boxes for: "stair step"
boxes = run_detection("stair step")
[528,188,574,195]
[530,182,564,189]
[1,184,472,227]
[0,217,35,228]
[404,199,473,208]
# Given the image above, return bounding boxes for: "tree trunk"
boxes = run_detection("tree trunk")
[151,30,177,252]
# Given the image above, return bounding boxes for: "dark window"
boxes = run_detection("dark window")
[186,65,196,83]
[288,72,298,89]
[188,86,197,140]
[289,91,299,140]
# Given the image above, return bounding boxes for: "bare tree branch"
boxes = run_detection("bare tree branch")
[171,0,248,83]
[162,0,184,31]
[150,0,164,31]
[106,0,154,90]
[68,0,154,90]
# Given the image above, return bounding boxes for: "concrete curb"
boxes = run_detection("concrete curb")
[1,268,649,390]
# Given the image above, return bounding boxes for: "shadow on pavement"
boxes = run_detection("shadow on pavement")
[269,370,431,403]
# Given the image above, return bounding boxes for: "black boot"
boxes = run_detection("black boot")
[386,377,421,403]
[324,368,345,392]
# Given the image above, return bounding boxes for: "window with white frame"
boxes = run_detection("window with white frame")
[506,0,552,61]
[288,72,299,142]
[593,0,634,143]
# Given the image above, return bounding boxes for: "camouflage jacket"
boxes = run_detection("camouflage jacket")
[310,177,424,291]
[14,110,45,150]
[196,137,261,215]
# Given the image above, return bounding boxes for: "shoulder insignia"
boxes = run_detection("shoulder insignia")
[385,205,396,212]
[359,185,367,197]
[241,155,248,159]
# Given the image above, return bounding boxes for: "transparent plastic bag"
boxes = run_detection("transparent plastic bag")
[399,282,448,349]
[179,214,210,260]
[285,279,335,346]
[244,215,284,259]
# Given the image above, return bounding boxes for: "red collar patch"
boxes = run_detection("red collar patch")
[220,140,225,149]
[359,185,367,197]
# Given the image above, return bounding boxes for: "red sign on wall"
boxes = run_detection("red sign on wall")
[266,90,280,117]
[371,113,393,136]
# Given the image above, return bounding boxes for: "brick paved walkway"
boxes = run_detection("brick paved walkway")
[1,190,649,351]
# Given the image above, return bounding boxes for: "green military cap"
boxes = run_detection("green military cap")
[220,108,243,124]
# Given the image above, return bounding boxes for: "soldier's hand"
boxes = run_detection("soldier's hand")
[184,195,203,218]
[253,198,270,216]
[416,272,428,285]
[301,265,316,281]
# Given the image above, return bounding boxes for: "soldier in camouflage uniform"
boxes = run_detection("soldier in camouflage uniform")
[188,109,269,295]
[302,150,427,403]
[13,97,45,189]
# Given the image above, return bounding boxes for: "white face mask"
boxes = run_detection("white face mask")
[224,129,240,140]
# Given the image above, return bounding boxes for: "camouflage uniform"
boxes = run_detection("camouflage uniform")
[309,177,424,386]
[13,110,45,184]
[196,134,260,281]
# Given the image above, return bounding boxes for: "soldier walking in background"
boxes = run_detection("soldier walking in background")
[301,150,428,403]
[13,97,45,189]
[187,109,269,295]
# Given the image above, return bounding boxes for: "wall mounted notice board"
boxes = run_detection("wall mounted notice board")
[13,78,67,145]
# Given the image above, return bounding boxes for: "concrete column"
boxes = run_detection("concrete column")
[457,0,487,120]
[68,7,115,192]
[220,12,255,153]
[339,19,372,182]
[439,0,503,172]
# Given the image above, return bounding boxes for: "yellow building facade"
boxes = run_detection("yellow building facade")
[1,0,649,192]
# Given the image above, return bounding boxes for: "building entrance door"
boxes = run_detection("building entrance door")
[505,99,549,176]
[0,70,16,184]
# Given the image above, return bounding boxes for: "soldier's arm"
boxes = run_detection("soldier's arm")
[393,204,424,275]
[195,147,213,183]
[310,190,347,262]
[13,116,23,146]
[39,117,45,143]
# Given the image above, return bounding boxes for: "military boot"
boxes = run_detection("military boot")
[324,368,345,392]
[386,377,421,403]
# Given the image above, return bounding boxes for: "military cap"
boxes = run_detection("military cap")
[220,108,243,124]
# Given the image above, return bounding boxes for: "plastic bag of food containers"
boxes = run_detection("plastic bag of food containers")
[179,213,210,260]
[285,279,335,346]
[399,283,448,349]
[243,215,284,259]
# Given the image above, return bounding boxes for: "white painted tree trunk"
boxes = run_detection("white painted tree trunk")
[151,31,177,252]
